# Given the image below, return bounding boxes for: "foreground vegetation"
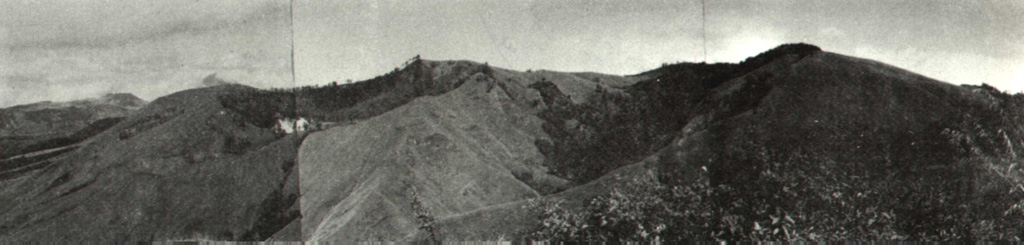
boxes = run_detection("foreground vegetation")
[528,85,1024,241]
[522,44,1024,241]
[533,44,821,184]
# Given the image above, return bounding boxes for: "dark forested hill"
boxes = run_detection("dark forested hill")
[419,44,1024,241]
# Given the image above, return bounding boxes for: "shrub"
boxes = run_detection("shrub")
[218,60,480,127]
[410,187,439,242]
[528,170,719,242]
[529,87,1024,241]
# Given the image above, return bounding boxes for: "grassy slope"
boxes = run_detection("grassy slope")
[507,69,638,104]
[411,49,1000,240]
[297,62,562,240]
[0,85,300,241]
[296,58,649,241]
[420,159,655,241]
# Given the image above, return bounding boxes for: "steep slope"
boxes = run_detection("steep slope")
[0,57,638,241]
[295,58,654,241]
[417,155,658,241]
[687,51,979,179]
[0,85,301,241]
[295,51,820,241]
[408,44,1022,241]
[654,50,1000,240]
[297,60,576,240]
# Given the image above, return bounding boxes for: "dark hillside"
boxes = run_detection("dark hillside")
[532,44,821,183]
[405,44,1024,241]
[1,117,124,159]
[218,59,484,127]
[519,46,1024,241]
[0,85,302,241]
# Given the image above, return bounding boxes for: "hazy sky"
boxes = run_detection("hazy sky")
[1,0,292,107]
[3,0,1023,107]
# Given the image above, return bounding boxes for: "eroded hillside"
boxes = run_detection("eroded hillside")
[295,59,647,240]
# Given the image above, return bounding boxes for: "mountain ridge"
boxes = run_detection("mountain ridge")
[3,93,146,111]
[3,43,1023,241]
[406,46,1024,240]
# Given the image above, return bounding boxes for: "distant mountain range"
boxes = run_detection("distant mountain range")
[1,93,147,159]
[1,93,146,136]
[1,44,1022,241]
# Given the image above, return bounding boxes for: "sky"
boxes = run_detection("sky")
[2,0,1023,107]
[0,0,292,107]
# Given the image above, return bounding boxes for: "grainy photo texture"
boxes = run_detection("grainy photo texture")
[1,0,1023,242]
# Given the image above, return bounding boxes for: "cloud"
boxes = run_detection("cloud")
[706,19,787,63]
[0,0,293,107]
[294,0,706,84]
[848,44,1024,93]
[1,73,105,107]
[819,26,846,37]
[201,73,232,87]
[5,0,1022,107]
[1,0,288,51]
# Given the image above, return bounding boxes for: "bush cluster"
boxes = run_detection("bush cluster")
[218,59,484,127]
[532,145,1024,241]
[531,44,823,184]
[527,44,1024,241]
